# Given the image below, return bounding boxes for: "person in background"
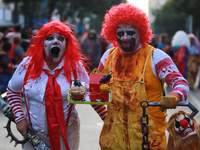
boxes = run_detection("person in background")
[149,34,159,48]
[81,29,101,71]
[21,26,32,52]
[95,3,189,150]
[6,25,21,43]
[0,27,9,38]
[0,42,12,94]
[171,30,190,78]
[186,33,200,90]
[6,21,90,150]
[98,34,109,56]
[12,36,26,64]
[0,40,3,53]
[157,33,172,57]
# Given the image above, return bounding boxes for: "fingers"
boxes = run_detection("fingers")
[160,94,179,110]
[16,119,32,138]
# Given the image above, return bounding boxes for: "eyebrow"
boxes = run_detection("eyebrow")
[117,25,134,31]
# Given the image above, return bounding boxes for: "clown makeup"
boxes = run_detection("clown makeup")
[174,114,196,139]
[44,33,67,62]
[116,24,140,52]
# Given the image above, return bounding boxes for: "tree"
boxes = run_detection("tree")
[152,0,186,39]
[173,0,200,36]
[3,0,126,30]
[153,0,200,39]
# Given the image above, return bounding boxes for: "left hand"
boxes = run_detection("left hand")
[160,94,179,111]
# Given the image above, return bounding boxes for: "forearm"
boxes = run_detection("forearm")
[91,104,107,121]
[6,86,25,123]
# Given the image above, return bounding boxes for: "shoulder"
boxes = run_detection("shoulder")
[102,48,112,59]
[18,56,32,67]
[153,49,171,58]
[152,49,172,64]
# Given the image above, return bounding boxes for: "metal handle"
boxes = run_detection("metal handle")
[147,101,199,118]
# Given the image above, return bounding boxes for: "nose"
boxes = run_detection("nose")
[179,119,188,128]
[122,32,129,42]
[122,39,129,42]
[52,38,59,45]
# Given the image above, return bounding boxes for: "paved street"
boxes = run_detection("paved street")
[0,84,200,150]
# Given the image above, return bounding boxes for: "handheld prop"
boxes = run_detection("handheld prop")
[0,88,50,150]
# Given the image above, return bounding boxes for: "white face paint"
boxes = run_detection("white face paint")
[116,24,140,52]
[174,114,196,139]
[44,33,67,62]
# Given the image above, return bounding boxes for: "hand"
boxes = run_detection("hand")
[160,94,179,111]
[16,119,32,138]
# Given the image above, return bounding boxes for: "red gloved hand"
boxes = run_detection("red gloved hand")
[160,94,179,111]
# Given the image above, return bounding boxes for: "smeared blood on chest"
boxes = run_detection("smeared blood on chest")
[122,88,131,149]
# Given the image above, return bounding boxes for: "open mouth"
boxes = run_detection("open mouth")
[50,47,60,57]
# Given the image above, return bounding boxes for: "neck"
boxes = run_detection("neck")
[44,56,61,71]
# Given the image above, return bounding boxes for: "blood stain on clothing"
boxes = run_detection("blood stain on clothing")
[123,89,131,149]
[115,55,122,76]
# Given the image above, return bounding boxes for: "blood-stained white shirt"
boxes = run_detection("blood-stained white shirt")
[7,56,90,134]
[98,47,189,102]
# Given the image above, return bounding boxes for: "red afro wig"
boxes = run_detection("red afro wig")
[101,3,153,47]
[25,21,87,83]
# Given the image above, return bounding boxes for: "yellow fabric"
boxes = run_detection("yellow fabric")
[100,44,167,150]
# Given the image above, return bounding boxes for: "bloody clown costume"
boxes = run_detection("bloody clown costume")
[97,3,189,150]
[6,21,89,150]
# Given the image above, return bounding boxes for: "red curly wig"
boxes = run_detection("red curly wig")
[24,21,87,84]
[101,3,153,47]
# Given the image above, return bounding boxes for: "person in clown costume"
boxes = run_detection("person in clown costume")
[6,21,90,150]
[96,3,189,150]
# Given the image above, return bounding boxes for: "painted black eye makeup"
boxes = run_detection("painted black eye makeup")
[58,36,64,41]
[117,31,124,37]
[127,31,136,36]
[46,36,53,41]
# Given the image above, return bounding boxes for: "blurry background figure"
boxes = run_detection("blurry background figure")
[8,36,26,65]
[81,29,101,71]
[157,33,173,57]
[171,30,190,78]
[187,33,200,90]
[13,36,26,64]
[6,25,21,43]
[21,26,32,53]
[150,34,159,48]
[0,42,12,94]
[0,40,3,53]
[98,34,109,56]
[0,27,9,38]
[0,32,3,40]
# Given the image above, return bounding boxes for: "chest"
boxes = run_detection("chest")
[23,70,70,103]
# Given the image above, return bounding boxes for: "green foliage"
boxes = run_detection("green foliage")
[3,0,126,30]
[152,0,186,39]
[153,0,200,39]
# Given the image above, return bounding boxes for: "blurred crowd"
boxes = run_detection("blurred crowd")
[1,23,200,94]
[0,25,33,94]
[150,31,200,90]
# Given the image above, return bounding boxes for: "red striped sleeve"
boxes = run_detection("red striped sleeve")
[91,105,107,121]
[6,87,25,123]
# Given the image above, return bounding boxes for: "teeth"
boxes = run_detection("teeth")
[181,128,193,136]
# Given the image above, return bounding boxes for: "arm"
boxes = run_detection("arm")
[86,49,111,121]
[152,49,189,109]
[6,57,32,137]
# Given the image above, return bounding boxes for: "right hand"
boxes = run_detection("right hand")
[16,119,32,138]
